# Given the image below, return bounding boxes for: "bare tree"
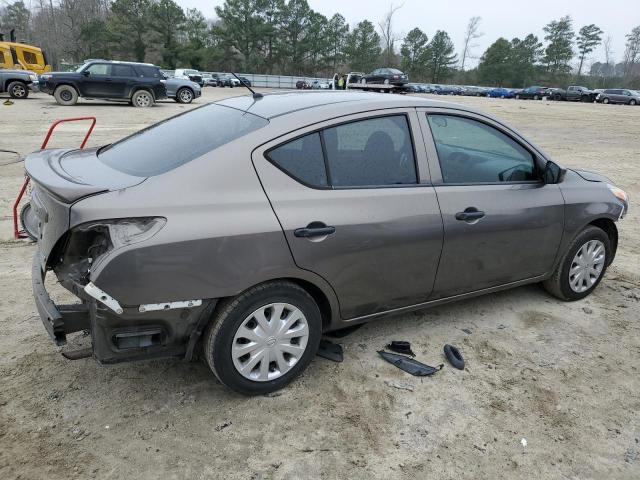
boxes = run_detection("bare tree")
[460,16,483,71]
[602,35,614,78]
[377,3,403,67]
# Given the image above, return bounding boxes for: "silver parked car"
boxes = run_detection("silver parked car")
[27,92,628,394]
[597,89,640,105]
[164,77,201,104]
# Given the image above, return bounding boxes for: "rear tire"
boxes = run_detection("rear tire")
[543,226,611,301]
[8,81,29,99]
[53,85,78,106]
[131,89,154,107]
[203,281,322,395]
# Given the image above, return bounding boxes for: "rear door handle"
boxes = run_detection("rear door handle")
[294,222,336,238]
[455,208,485,222]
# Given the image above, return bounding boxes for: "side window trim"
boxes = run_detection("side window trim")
[264,112,422,190]
[420,109,544,186]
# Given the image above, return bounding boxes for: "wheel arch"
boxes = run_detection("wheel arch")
[130,86,155,100]
[589,217,618,265]
[5,78,27,91]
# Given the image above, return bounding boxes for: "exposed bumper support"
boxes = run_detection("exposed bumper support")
[32,257,90,346]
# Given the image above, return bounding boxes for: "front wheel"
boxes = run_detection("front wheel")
[203,281,322,395]
[543,226,611,301]
[630,99,637,106]
[53,85,78,106]
[8,81,29,99]
[176,87,194,104]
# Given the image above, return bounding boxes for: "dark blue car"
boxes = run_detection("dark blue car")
[487,87,516,98]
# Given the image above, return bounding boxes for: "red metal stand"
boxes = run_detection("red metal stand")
[12,117,97,239]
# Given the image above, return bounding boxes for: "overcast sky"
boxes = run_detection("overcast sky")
[176,0,637,68]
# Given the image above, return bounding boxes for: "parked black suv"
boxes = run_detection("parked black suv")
[39,60,167,107]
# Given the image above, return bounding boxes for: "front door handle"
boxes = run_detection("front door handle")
[294,222,336,238]
[455,208,485,222]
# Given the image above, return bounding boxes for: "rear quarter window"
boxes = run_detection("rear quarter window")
[98,104,268,176]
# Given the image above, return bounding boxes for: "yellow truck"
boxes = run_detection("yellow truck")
[0,31,51,75]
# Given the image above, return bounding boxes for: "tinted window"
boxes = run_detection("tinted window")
[0,51,5,63]
[267,133,327,187]
[137,66,161,78]
[427,114,536,184]
[99,104,268,177]
[23,50,38,64]
[85,63,110,75]
[324,115,417,187]
[112,65,135,77]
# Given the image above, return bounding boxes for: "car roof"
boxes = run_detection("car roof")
[216,91,461,120]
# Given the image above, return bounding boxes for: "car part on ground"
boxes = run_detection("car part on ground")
[316,339,344,362]
[386,341,415,356]
[378,350,444,376]
[444,344,465,370]
[25,92,628,394]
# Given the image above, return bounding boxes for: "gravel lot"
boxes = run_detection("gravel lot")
[1,88,639,480]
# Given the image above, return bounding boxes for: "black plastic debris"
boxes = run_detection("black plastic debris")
[444,344,465,370]
[386,340,415,356]
[378,350,443,376]
[317,339,343,362]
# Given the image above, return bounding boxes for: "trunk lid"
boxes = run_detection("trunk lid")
[25,148,146,269]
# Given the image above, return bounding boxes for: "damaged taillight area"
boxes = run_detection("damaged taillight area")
[50,217,166,290]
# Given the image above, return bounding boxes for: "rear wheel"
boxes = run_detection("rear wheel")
[203,281,322,395]
[131,89,154,107]
[53,85,78,106]
[8,81,28,99]
[533,94,539,100]
[543,226,611,301]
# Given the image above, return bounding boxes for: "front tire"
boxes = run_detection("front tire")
[203,281,322,395]
[176,87,194,104]
[629,99,637,106]
[543,226,611,301]
[53,85,78,106]
[8,81,28,99]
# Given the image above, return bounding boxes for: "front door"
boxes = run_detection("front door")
[418,110,565,299]
[253,110,444,319]
[80,63,117,97]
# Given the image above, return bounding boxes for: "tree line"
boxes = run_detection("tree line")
[1,0,638,88]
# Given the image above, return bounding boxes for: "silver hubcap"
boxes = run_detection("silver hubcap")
[569,240,605,293]
[136,93,151,107]
[232,303,309,382]
[13,85,26,97]
[179,89,192,102]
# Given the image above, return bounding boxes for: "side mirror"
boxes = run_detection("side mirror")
[543,160,566,184]
[82,70,90,76]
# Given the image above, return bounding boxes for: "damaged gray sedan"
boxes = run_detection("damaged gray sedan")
[28,92,628,394]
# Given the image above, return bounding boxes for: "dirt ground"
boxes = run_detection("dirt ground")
[0,88,639,480]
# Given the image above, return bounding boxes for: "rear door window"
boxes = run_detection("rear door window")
[267,133,328,187]
[112,65,135,77]
[99,104,268,176]
[323,115,417,187]
[427,114,537,184]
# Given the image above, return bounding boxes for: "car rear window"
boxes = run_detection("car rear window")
[98,104,268,177]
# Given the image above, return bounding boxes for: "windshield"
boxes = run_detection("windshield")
[99,104,268,177]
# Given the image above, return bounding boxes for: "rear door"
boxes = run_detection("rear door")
[109,64,136,97]
[253,110,444,319]
[417,108,564,299]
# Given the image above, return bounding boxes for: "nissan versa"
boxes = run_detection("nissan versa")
[28,92,629,394]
